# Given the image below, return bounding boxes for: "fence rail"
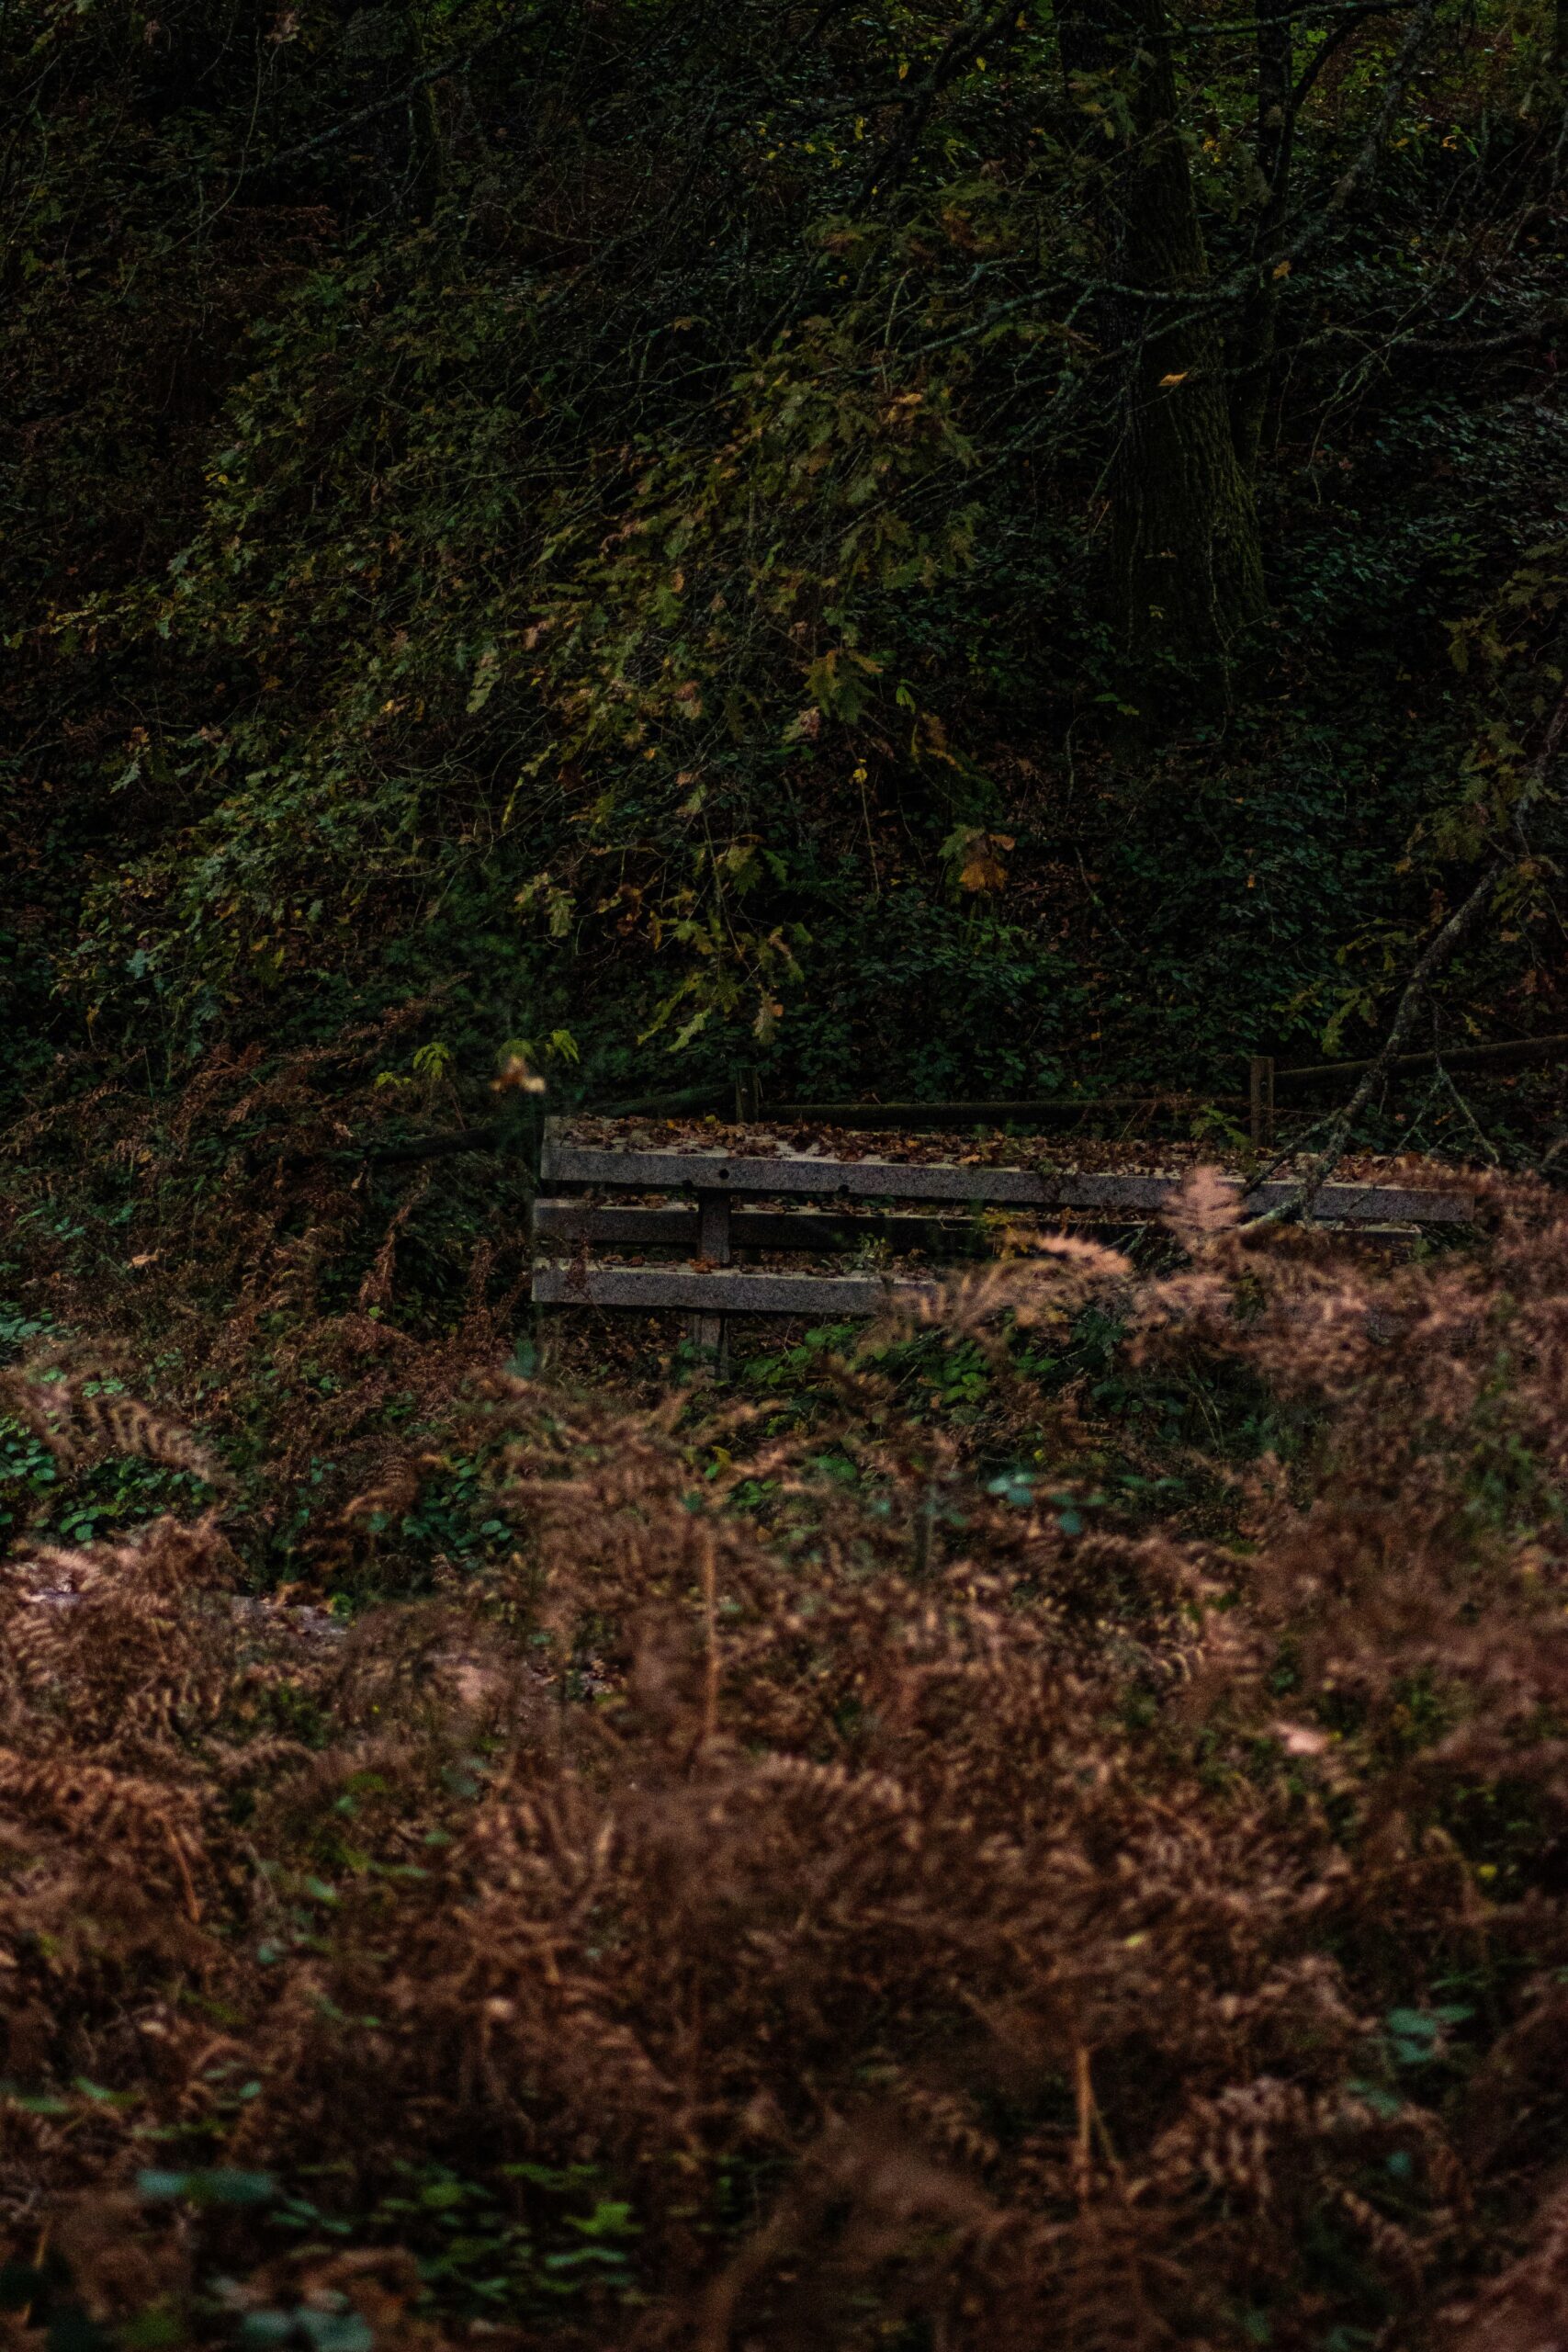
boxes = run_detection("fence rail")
[279,1032,1564,1169]
[755,1032,1566,1138]
[533,1202,982,1253]
[539,1136,1471,1223]
[533,1264,932,1317]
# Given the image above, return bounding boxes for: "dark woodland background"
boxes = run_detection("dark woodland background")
[6,0,1568,1125]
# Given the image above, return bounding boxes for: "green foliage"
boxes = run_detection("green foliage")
[6,0,1566,1125]
[265,2160,641,2319]
[0,1414,58,1538]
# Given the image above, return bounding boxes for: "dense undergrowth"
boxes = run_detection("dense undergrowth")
[5,1176,1568,2348]
[6,0,1568,1128]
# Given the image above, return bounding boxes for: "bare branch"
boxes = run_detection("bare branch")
[1246,679,1568,1227]
[857,0,1023,203]
[239,13,527,182]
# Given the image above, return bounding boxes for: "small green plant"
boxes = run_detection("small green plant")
[274,2163,640,2318]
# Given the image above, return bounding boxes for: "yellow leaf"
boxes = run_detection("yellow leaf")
[1158,371,1188,389]
[959,850,1008,893]
[1271,258,1292,280]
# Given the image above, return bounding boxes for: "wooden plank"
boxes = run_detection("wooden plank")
[532,1202,993,1252]
[542,1138,1157,1206]
[774,1037,1567,1119]
[533,1264,936,1316]
[1275,1032,1568,1090]
[581,1082,731,1119]
[769,1097,1241,1125]
[541,1137,1472,1224]
[1241,1181,1471,1223]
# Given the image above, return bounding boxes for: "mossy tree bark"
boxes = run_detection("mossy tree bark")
[1062,0,1268,693]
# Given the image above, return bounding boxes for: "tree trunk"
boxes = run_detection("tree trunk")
[1229,0,1294,474]
[1063,0,1268,691]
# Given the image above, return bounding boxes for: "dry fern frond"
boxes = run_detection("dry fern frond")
[13,1181,1568,2352]
[2,1365,225,1486]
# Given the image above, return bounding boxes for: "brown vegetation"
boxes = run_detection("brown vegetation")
[6,1175,1568,2349]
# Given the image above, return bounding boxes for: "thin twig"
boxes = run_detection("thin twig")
[857,0,1022,203]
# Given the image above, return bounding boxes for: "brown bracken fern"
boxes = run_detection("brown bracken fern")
[6,1173,1568,2349]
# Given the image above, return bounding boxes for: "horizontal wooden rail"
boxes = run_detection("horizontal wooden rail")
[767,1035,1566,1127]
[534,1202,990,1252]
[533,1264,933,1316]
[770,1096,1241,1125]
[1272,1032,1568,1089]
[581,1081,732,1119]
[541,1138,1473,1224]
[275,1034,1561,1175]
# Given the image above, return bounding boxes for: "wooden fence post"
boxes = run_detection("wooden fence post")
[693,1186,731,1371]
[1249,1056,1275,1148]
[519,1089,546,1373]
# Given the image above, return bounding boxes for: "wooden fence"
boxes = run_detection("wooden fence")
[302,1033,1564,1170]
[530,1127,1475,1355]
[758,1034,1568,1144]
